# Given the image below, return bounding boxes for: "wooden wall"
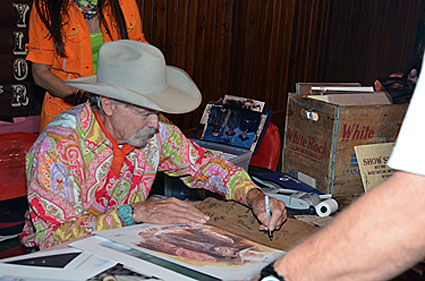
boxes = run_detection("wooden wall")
[138,0,423,132]
[1,1,42,118]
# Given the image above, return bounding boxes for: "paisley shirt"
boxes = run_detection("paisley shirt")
[21,104,257,249]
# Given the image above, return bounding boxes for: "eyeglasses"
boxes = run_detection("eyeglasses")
[131,106,159,118]
[113,99,159,117]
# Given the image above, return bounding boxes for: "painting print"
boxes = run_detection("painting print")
[96,224,284,281]
[201,104,263,150]
[0,248,115,281]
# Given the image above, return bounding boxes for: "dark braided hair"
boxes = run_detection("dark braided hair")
[34,0,129,58]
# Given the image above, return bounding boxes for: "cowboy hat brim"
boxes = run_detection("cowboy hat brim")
[65,66,202,114]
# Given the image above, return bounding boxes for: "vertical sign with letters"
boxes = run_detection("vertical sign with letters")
[0,1,41,118]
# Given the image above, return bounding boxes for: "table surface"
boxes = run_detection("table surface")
[1,193,423,280]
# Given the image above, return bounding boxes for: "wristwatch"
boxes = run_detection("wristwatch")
[259,262,285,281]
[117,204,135,226]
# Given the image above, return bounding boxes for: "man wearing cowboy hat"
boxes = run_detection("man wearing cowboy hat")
[21,40,287,250]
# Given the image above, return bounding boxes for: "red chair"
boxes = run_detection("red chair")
[0,132,38,201]
[0,132,38,258]
[249,122,281,171]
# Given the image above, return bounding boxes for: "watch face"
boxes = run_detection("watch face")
[118,204,134,225]
[119,205,132,217]
[261,277,281,281]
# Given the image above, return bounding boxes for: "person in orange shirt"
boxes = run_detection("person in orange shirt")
[26,0,149,132]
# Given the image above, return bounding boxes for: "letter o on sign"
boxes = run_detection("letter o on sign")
[13,58,28,81]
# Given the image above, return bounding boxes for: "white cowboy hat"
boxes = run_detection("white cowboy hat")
[65,40,202,114]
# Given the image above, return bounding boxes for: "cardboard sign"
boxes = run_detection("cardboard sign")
[354,142,395,192]
[307,92,391,105]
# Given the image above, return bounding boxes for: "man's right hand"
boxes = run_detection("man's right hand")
[131,197,210,225]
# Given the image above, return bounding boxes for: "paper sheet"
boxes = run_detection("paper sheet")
[193,197,318,251]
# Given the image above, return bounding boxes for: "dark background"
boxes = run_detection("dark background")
[137,0,424,133]
[1,0,424,133]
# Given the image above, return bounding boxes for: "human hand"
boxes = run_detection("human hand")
[131,197,210,225]
[246,188,287,231]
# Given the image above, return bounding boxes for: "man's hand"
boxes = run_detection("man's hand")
[246,188,287,231]
[131,197,210,225]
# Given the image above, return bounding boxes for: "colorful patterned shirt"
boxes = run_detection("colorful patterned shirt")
[21,104,258,249]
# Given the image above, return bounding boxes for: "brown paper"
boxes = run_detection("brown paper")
[194,197,318,251]
[355,142,395,192]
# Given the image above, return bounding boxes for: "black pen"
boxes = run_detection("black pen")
[265,195,273,241]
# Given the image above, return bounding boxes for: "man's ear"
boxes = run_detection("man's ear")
[100,97,114,116]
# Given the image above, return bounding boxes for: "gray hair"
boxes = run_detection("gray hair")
[89,94,134,114]
[89,95,104,113]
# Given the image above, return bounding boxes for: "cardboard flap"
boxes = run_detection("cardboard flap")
[308,92,392,105]
[296,82,362,97]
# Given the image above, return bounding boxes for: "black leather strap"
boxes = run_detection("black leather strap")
[259,262,285,281]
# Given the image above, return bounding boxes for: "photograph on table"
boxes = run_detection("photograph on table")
[0,247,114,281]
[4,252,80,268]
[199,95,264,126]
[94,224,284,281]
[87,263,161,281]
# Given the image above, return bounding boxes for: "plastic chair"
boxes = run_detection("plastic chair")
[249,122,281,171]
[0,132,38,258]
[0,132,38,201]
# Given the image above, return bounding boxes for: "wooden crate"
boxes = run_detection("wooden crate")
[282,93,408,195]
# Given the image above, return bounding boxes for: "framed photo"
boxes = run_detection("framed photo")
[193,95,270,153]
[222,95,265,112]
[201,104,264,151]
[0,247,115,281]
[87,263,161,281]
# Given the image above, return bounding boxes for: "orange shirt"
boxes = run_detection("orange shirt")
[26,0,148,132]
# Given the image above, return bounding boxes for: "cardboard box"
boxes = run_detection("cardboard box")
[282,93,408,195]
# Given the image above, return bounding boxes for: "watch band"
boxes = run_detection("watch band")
[117,204,135,226]
[259,262,285,281]
[64,89,90,105]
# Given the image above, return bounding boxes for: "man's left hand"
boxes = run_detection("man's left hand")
[246,188,287,232]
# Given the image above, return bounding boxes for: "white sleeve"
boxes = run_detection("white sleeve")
[388,60,425,176]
